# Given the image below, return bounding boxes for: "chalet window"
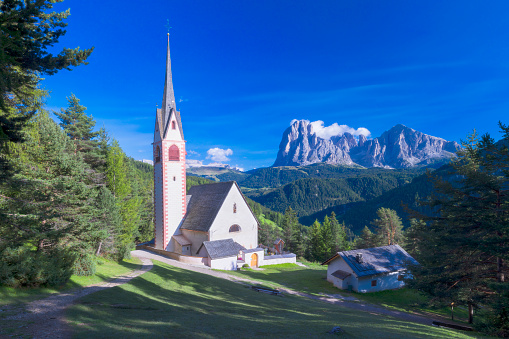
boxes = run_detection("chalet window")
[172,121,176,129]
[233,203,237,213]
[371,280,377,287]
[168,145,179,161]
[229,224,241,233]
[398,275,404,281]
[173,176,176,181]
[155,146,161,163]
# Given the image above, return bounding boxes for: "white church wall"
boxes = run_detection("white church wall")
[182,229,208,255]
[209,185,258,249]
[210,256,238,270]
[263,254,297,266]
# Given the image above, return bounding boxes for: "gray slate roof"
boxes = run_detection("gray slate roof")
[324,245,418,278]
[202,239,245,260]
[181,181,234,232]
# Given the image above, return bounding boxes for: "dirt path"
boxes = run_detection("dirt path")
[1,257,153,339]
[132,250,445,327]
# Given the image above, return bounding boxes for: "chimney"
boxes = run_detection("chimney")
[356,253,363,263]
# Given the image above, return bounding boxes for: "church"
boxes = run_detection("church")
[148,34,296,270]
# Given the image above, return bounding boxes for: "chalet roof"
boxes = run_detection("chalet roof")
[322,245,418,278]
[172,235,191,246]
[181,181,259,232]
[274,238,284,244]
[331,270,351,280]
[201,239,245,260]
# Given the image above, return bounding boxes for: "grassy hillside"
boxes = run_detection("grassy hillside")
[66,260,474,338]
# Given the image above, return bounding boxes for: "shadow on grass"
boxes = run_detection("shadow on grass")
[66,261,477,339]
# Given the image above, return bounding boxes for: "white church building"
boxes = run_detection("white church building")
[141,34,296,270]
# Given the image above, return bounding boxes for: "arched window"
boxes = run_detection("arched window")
[155,146,161,163]
[172,121,176,130]
[168,145,179,161]
[229,224,241,233]
[233,203,237,213]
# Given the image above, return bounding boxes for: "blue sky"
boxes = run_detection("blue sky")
[43,1,509,170]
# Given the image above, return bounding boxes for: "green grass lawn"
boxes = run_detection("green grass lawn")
[0,257,141,306]
[66,260,475,338]
[226,261,471,324]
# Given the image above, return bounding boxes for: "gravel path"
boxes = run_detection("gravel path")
[1,257,153,339]
[132,250,441,327]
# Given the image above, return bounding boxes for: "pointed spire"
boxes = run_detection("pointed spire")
[162,33,176,125]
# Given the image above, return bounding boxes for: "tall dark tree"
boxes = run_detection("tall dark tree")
[407,124,509,331]
[0,0,93,112]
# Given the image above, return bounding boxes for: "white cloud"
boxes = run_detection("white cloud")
[309,120,371,139]
[206,148,233,162]
[186,159,204,168]
[188,150,200,156]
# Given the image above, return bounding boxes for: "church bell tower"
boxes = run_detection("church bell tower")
[153,33,186,251]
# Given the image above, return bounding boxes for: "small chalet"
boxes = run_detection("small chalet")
[321,245,418,293]
[274,238,285,254]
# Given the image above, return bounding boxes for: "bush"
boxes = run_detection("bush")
[0,247,75,287]
[72,252,97,276]
[242,264,250,268]
[115,243,133,261]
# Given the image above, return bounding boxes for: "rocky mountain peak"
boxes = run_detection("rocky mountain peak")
[273,120,460,168]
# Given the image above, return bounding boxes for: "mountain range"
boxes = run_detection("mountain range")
[273,120,460,168]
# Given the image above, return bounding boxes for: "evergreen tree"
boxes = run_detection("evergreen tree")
[309,220,324,262]
[106,140,141,258]
[371,207,404,246]
[355,226,378,249]
[407,125,509,330]
[0,112,107,255]
[321,216,334,259]
[0,0,93,112]
[329,212,349,253]
[55,94,99,156]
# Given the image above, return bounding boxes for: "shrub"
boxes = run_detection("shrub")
[0,247,74,287]
[72,252,97,276]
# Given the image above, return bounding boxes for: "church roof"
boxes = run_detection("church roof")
[322,245,419,278]
[181,181,255,232]
[172,234,191,246]
[156,34,184,141]
[201,239,245,259]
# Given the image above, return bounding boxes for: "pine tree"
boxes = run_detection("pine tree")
[0,0,93,112]
[407,124,509,329]
[329,212,349,253]
[106,140,141,257]
[309,220,324,262]
[55,94,99,156]
[321,216,334,259]
[371,207,404,246]
[355,226,378,249]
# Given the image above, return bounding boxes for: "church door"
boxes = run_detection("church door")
[250,253,258,267]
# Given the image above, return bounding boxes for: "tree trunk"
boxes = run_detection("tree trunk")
[498,257,505,282]
[96,241,103,256]
[468,303,474,324]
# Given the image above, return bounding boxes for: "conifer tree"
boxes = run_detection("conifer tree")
[309,220,324,261]
[407,124,509,330]
[106,140,141,258]
[355,226,377,249]
[371,207,404,246]
[329,212,349,253]
[55,94,99,156]
[321,216,334,259]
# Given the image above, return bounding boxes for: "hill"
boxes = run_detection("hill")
[246,166,425,218]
